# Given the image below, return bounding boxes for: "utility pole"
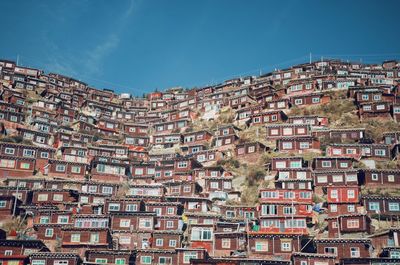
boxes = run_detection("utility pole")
[309,52,312,64]
[16,54,19,66]
[13,180,19,217]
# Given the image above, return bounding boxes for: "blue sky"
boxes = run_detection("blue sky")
[1,0,399,95]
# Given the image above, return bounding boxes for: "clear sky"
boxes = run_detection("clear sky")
[1,0,399,95]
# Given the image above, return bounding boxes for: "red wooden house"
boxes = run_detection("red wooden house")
[287,115,328,126]
[266,124,311,140]
[271,157,306,171]
[248,110,288,126]
[362,195,400,217]
[276,136,320,154]
[326,214,372,237]
[358,101,392,120]
[290,92,330,107]
[314,238,372,261]
[326,186,360,204]
[361,169,400,188]
[247,233,303,260]
[45,159,87,180]
[326,143,392,160]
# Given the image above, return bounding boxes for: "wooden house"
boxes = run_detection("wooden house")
[326,214,372,237]
[276,136,320,154]
[266,124,311,139]
[362,195,400,217]
[314,238,372,261]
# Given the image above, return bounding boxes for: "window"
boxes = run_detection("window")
[153,208,162,216]
[183,185,191,192]
[282,142,293,150]
[223,181,232,189]
[322,161,331,168]
[95,259,108,264]
[210,181,219,189]
[375,149,386,156]
[347,189,355,199]
[71,166,81,174]
[126,204,137,212]
[248,146,255,153]
[330,204,337,212]
[37,194,48,201]
[294,99,303,105]
[347,219,359,228]
[57,216,69,224]
[350,247,360,258]
[348,205,355,212]
[108,203,120,211]
[221,238,231,249]
[388,175,395,182]
[333,175,343,183]
[53,194,63,201]
[20,163,31,169]
[283,128,293,136]
[102,186,113,194]
[281,241,292,251]
[71,233,80,242]
[135,168,143,175]
[330,189,338,199]
[283,207,294,215]
[190,227,212,241]
[45,228,53,237]
[376,104,385,110]
[369,202,380,212]
[261,204,277,216]
[115,259,125,265]
[275,161,286,169]
[299,142,310,149]
[363,105,371,111]
[139,218,152,228]
[23,149,35,157]
[4,148,15,155]
[156,238,164,247]
[389,202,400,211]
[169,239,177,247]
[39,216,49,224]
[0,159,15,168]
[177,161,188,168]
[371,173,378,181]
[120,219,131,228]
[312,97,320,103]
[32,260,45,265]
[318,176,327,183]
[90,233,99,243]
[166,221,174,228]
[324,247,337,254]
[346,174,357,182]
[184,252,198,264]
[55,164,66,172]
[167,207,174,215]
[159,257,172,264]
[390,251,400,259]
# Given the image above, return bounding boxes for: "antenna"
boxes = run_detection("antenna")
[16,54,19,66]
[309,52,312,64]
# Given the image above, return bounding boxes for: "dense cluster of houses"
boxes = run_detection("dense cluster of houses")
[0,58,400,265]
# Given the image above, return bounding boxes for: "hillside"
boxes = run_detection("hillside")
[0,58,400,263]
